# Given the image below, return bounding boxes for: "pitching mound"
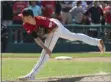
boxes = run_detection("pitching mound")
[3,74,111,82]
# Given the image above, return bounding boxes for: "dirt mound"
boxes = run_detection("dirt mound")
[2,74,111,82]
[38,74,111,82]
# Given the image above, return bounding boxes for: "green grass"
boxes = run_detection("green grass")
[2,58,111,80]
[1,52,111,58]
[2,53,111,80]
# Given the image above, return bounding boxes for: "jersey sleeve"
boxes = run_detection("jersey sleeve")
[37,16,57,29]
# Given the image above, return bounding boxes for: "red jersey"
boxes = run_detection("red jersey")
[104,6,111,24]
[23,16,57,34]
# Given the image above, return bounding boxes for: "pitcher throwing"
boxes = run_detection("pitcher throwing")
[18,9,105,80]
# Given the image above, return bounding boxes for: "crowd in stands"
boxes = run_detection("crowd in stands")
[1,1,111,45]
[2,1,111,25]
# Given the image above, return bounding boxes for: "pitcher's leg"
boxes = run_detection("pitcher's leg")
[50,18,100,46]
[58,24,105,52]
[25,33,59,79]
[60,26,100,46]
[50,18,105,52]
[63,32,100,46]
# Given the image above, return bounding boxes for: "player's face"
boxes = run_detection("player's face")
[22,16,29,23]
[22,16,32,23]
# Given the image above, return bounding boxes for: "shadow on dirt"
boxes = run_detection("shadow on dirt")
[54,76,83,82]
[2,74,111,82]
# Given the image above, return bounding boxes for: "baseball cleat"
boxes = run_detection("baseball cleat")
[17,75,35,81]
[98,39,105,53]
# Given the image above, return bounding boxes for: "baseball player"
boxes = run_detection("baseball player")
[18,9,105,80]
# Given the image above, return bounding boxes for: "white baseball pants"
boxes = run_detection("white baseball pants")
[26,18,100,78]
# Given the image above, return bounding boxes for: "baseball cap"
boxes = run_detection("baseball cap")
[18,8,34,17]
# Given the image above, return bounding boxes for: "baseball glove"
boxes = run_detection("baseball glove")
[36,26,50,38]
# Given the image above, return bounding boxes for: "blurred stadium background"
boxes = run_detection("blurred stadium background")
[1,1,111,52]
[1,1,111,82]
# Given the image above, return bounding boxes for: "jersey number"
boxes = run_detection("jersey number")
[37,16,46,20]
